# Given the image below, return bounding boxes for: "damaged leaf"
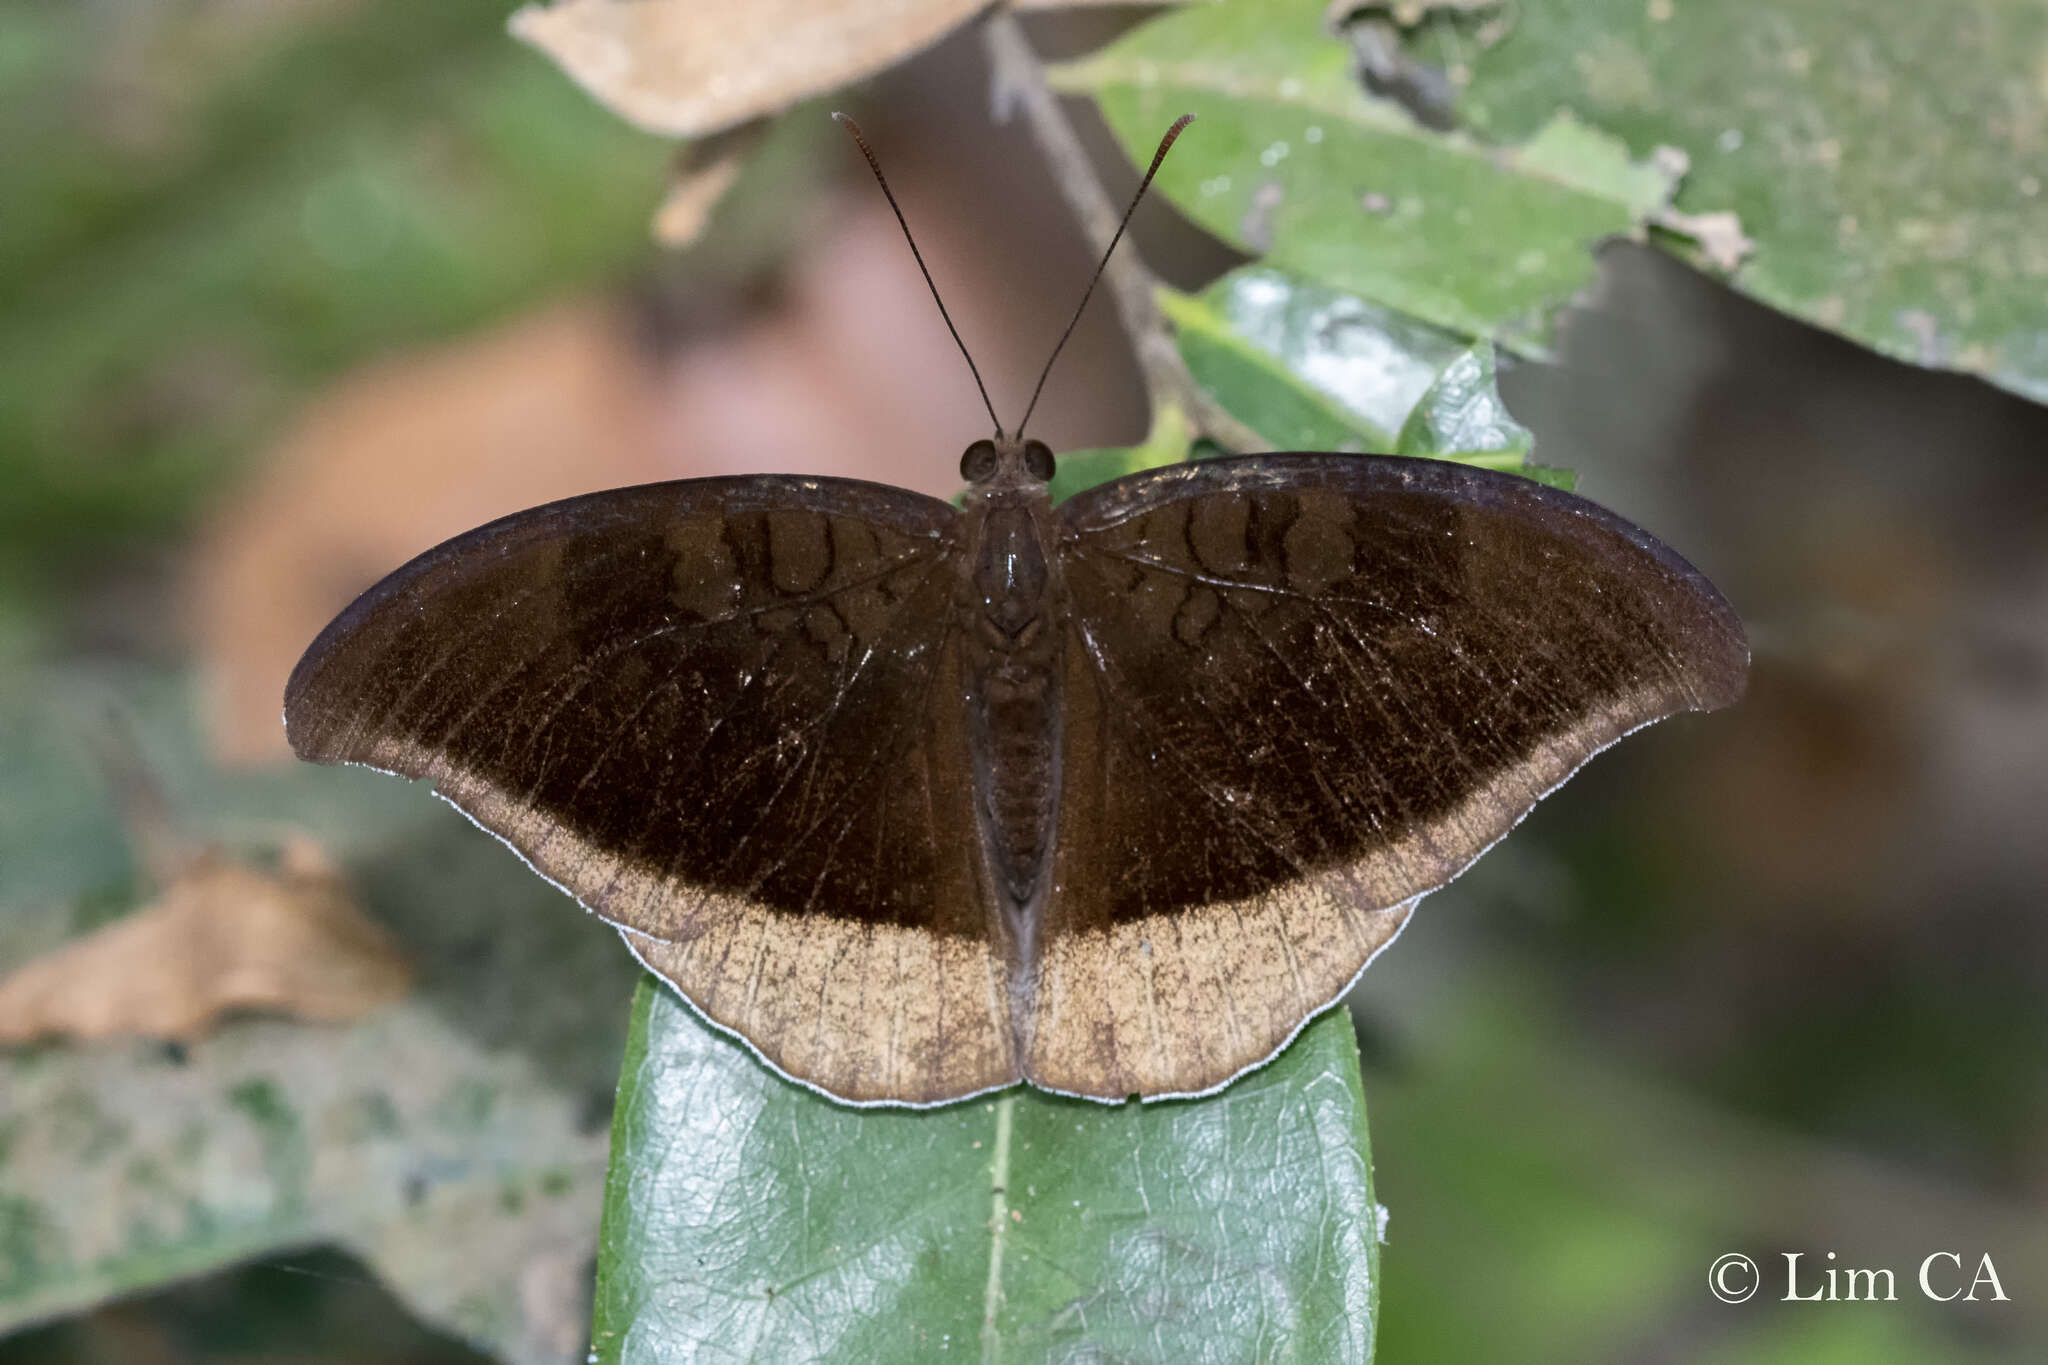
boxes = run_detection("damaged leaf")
[0,667,642,1363]
[1052,0,1701,351]
[1394,340,1527,462]
[1156,266,1565,484]
[1395,340,1570,486]
[1653,207,1755,274]
[0,839,410,1047]
[651,120,767,248]
[1163,265,1465,449]
[1440,0,2048,400]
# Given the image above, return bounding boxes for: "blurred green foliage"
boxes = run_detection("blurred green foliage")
[0,0,665,606]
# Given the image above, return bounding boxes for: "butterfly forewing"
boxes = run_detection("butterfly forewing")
[1027,454,1748,1099]
[285,476,1020,1104]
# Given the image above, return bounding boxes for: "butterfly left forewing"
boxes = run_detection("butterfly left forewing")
[1029,453,1748,1099]
[286,476,1018,1104]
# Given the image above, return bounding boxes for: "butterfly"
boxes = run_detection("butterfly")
[285,114,1747,1106]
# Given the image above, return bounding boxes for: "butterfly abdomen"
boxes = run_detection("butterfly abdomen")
[961,493,1066,927]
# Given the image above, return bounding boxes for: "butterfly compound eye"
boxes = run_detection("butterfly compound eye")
[1022,439,1055,482]
[960,439,1000,483]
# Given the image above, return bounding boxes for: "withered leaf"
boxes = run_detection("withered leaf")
[653,119,767,248]
[509,0,990,140]
[509,0,1188,141]
[1654,206,1757,273]
[190,299,678,766]
[0,838,410,1046]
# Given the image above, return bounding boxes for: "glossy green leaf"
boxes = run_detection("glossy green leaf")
[1403,342,1573,489]
[1159,266,1570,486]
[1051,0,1683,351]
[1392,340,1571,487]
[1395,341,1530,463]
[592,980,1380,1364]
[1180,267,1468,446]
[1045,399,1193,504]
[1433,0,2048,402]
[0,665,640,1365]
[1179,325,1375,453]
[1162,280,1392,452]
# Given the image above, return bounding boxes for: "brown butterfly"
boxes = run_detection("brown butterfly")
[285,115,1746,1106]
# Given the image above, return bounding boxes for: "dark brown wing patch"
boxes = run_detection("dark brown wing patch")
[1026,454,1747,1098]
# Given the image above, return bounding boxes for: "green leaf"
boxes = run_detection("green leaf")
[1179,324,1377,453]
[1396,341,1530,462]
[1436,0,2048,401]
[1045,398,1192,504]
[1166,265,1469,450]
[1394,340,1572,487]
[592,980,1380,1364]
[1164,279,1385,451]
[1051,0,1683,351]
[0,664,640,1365]
[1156,266,1571,486]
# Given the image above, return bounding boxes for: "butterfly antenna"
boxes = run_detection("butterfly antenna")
[1016,113,1195,439]
[833,112,1005,438]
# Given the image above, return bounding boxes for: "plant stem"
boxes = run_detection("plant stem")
[983,12,1264,454]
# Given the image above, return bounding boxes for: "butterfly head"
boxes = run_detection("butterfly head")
[961,434,1055,487]
[835,110,1194,501]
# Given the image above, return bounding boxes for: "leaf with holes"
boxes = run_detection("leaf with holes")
[1159,266,1569,485]
[1395,340,1572,488]
[1433,0,2048,403]
[1165,264,1463,452]
[1050,0,1687,351]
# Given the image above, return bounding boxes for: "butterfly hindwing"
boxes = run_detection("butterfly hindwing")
[1026,454,1748,1098]
[285,476,1019,1104]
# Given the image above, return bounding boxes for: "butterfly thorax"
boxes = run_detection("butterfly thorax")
[958,482,1065,945]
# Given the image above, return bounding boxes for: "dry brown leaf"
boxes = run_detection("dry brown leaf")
[0,838,410,1046]
[191,299,680,765]
[653,119,767,248]
[509,0,986,139]
[1654,206,1757,273]
[509,0,1189,141]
